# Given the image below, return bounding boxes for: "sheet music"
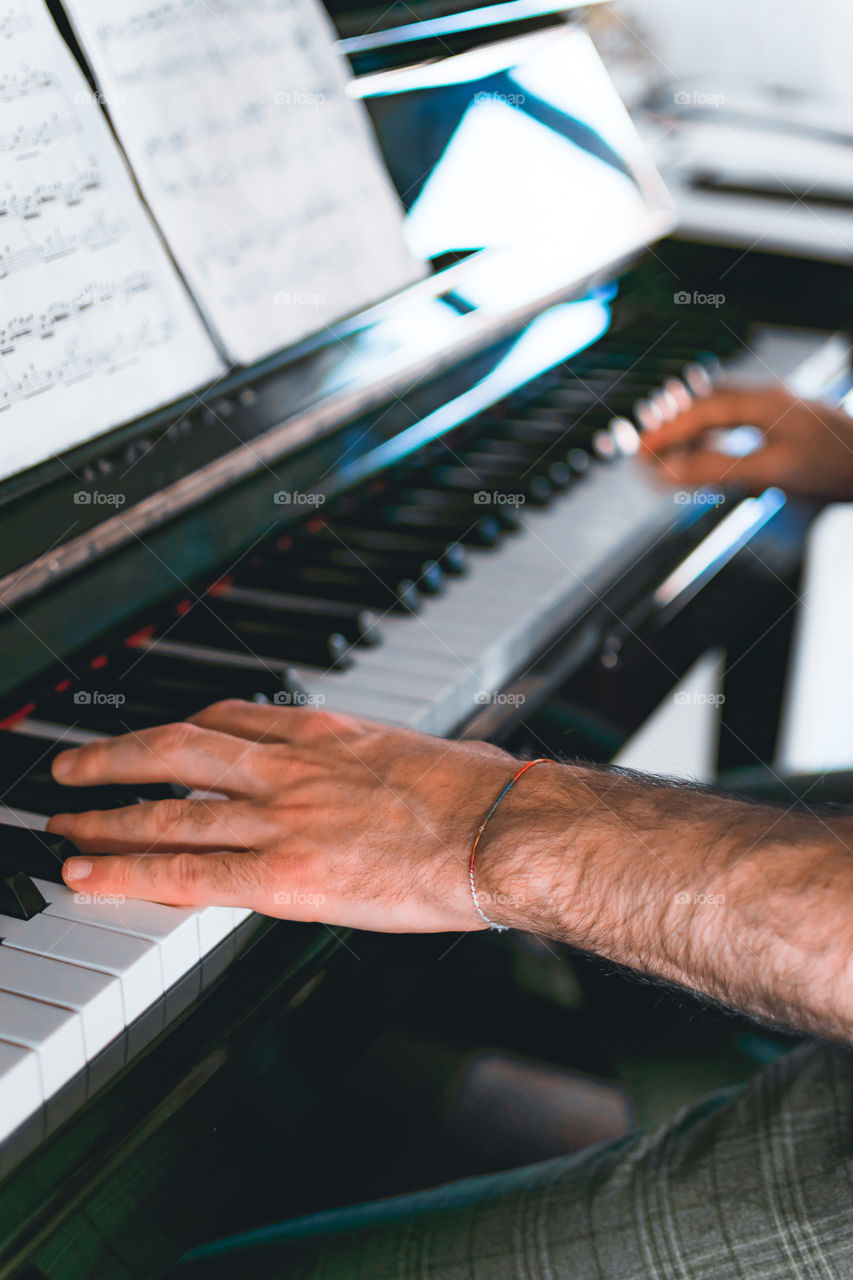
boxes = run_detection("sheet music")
[0,2,224,483]
[61,0,425,366]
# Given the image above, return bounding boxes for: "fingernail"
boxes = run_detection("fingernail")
[52,751,76,779]
[64,858,92,881]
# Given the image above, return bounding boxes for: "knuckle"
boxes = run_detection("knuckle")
[97,853,131,891]
[150,796,190,836]
[311,708,365,736]
[150,721,203,757]
[185,799,220,830]
[280,705,313,727]
[167,852,203,895]
[59,808,108,846]
[226,854,265,901]
[205,698,253,718]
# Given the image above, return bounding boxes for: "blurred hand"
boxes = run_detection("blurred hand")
[640,385,853,500]
[46,702,528,932]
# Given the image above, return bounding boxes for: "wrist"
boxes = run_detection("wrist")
[472,761,589,936]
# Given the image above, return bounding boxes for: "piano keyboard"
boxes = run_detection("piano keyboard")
[0,812,251,1144]
[294,453,676,733]
[0,313,845,1155]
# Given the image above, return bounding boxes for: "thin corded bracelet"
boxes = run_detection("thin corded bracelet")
[468,758,550,932]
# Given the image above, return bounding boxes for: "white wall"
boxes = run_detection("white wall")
[605,0,853,106]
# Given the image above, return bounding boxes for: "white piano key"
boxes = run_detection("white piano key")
[197,906,242,952]
[0,989,85,1096]
[32,878,201,988]
[0,1041,42,1140]
[14,720,105,746]
[0,912,162,1024]
[0,806,49,831]
[0,946,122,1057]
[306,685,426,725]
[326,657,458,703]
[353,643,462,677]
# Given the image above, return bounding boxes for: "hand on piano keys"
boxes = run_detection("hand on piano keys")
[639,385,853,500]
[45,701,542,933]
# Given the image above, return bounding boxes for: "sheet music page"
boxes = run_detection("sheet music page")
[0,2,224,483]
[61,0,426,366]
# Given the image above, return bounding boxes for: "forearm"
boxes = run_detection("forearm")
[481,763,853,1041]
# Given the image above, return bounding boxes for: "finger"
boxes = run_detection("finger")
[188,698,372,744]
[61,848,266,910]
[51,722,267,796]
[46,797,279,853]
[640,386,791,456]
[649,447,771,493]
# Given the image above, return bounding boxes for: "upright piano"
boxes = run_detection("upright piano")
[0,3,850,1276]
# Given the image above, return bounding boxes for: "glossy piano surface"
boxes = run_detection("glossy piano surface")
[0,22,674,696]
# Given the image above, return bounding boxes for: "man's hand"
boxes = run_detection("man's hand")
[47,701,526,933]
[640,384,853,500]
[44,700,853,1040]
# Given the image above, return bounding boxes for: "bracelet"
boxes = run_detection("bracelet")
[469,758,550,932]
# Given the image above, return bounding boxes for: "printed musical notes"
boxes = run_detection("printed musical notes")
[61,0,424,364]
[0,2,223,482]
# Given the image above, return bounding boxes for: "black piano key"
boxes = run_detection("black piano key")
[294,526,468,575]
[382,487,522,532]
[33,689,182,734]
[566,447,592,476]
[455,444,571,491]
[516,406,614,435]
[228,554,422,612]
[0,730,177,816]
[167,606,353,666]
[419,466,552,507]
[570,352,695,378]
[538,386,640,417]
[241,564,421,613]
[333,506,502,548]
[0,825,79,886]
[594,337,729,362]
[207,586,382,645]
[249,543,445,596]
[110,657,298,715]
[0,871,47,920]
[479,419,573,451]
[119,640,310,696]
[38,665,282,733]
[513,412,615,453]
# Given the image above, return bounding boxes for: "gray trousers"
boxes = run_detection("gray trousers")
[169,1041,853,1278]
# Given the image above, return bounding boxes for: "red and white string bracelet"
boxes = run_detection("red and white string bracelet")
[468,758,550,931]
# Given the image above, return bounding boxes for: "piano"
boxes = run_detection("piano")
[0,4,851,1277]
